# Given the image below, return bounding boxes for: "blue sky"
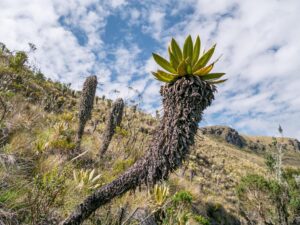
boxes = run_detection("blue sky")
[1,0,300,139]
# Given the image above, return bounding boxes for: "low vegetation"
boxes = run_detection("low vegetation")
[0,39,299,225]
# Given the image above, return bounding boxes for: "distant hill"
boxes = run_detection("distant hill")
[199,125,300,168]
[200,125,300,152]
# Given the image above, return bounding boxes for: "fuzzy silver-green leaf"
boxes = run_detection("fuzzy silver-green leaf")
[202,73,225,80]
[152,53,177,74]
[192,36,201,65]
[192,44,216,72]
[168,46,179,70]
[183,35,193,60]
[171,38,182,62]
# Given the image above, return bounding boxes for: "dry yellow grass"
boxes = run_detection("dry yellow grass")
[1,69,299,224]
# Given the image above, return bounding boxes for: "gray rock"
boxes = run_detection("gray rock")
[246,141,266,152]
[132,208,157,225]
[288,138,300,152]
[200,126,246,148]
[291,216,300,225]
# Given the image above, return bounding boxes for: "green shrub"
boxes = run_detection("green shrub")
[59,112,75,122]
[9,51,28,71]
[236,173,298,224]
[283,168,300,215]
[112,158,134,175]
[194,215,211,225]
[115,126,128,137]
[160,190,195,225]
[26,167,68,224]
[264,153,276,173]
[35,71,45,81]
[34,139,47,154]
[0,189,19,205]
[172,190,193,206]
[236,174,270,198]
[49,138,75,151]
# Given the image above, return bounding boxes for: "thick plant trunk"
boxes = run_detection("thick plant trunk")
[276,200,289,225]
[75,76,97,152]
[0,127,9,148]
[61,76,215,225]
[99,98,124,157]
[0,96,7,123]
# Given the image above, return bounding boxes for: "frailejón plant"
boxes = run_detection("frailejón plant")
[150,183,170,206]
[152,35,226,84]
[73,169,102,191]
[62,35,224,225]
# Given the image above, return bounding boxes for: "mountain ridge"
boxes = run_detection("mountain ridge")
[199,125,300,152]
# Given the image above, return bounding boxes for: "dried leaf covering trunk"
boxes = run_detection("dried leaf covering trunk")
[0,96,7,123]
[99,98,124,157]
[276,197,289,225]
[61,76,216,225]
[75,76,97,151]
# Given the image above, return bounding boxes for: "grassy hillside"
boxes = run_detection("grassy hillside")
[1,45,299,225]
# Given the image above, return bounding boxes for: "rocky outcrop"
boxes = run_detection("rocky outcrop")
[199,126,246,148]
[132,208,157,225]
[246,140,266,152]
[199,126,300,153]
[288,139,300,152]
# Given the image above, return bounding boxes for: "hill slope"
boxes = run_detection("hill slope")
[1,46,300,225]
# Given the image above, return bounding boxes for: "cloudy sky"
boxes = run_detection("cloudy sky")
[1,0,300,139]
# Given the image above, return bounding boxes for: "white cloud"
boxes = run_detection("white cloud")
[112,44,142,82]
[0,0,108,89]
[130,8,140,21]
[0,0,150,108]
[1,0,300,139]
[95,43,151,103]
[142,9,165,40]
[121,7,141,26]
[110,0,127,8]
[139,0,300,138]
[148,11,165,40]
